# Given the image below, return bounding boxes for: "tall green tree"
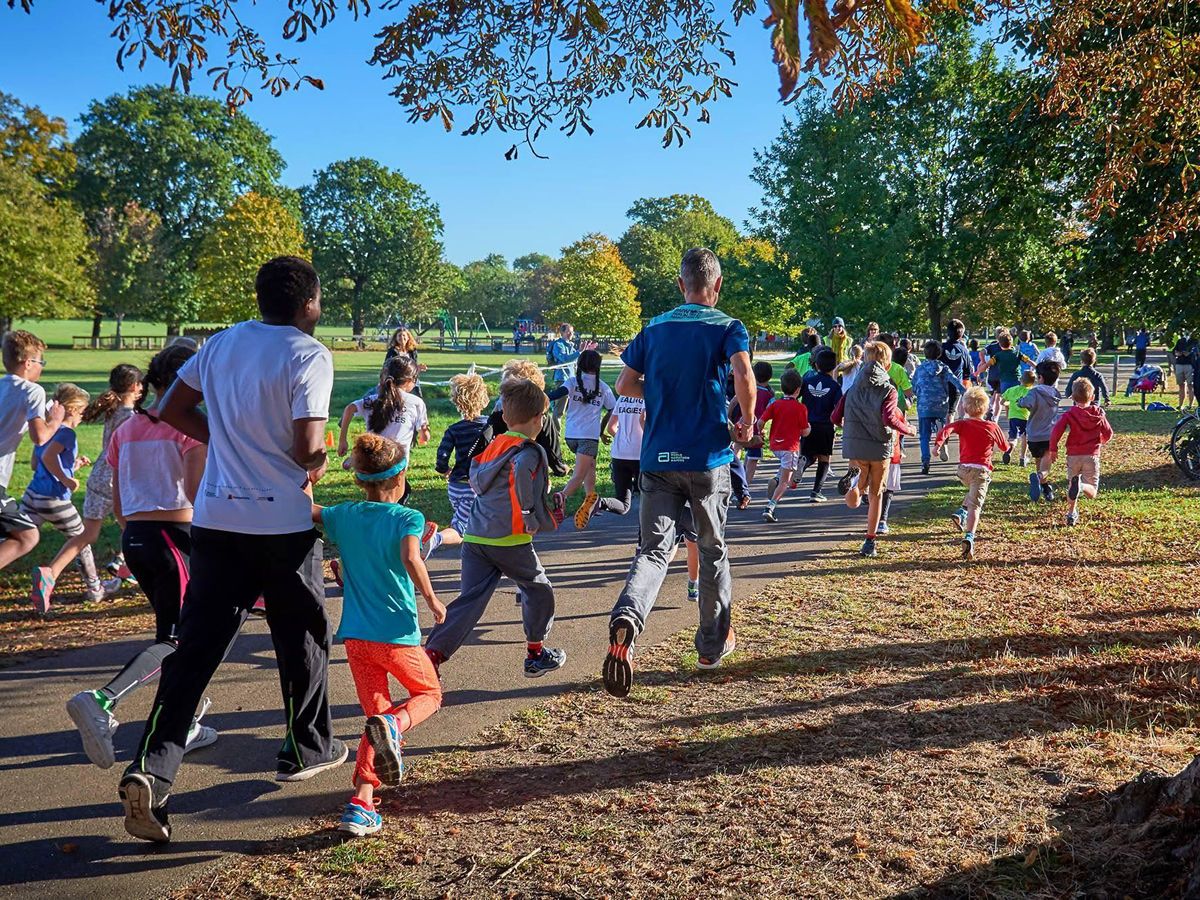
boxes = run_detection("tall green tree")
[195,192,308,323]
[617,224,680,319]
[448,254,524,325]
[88,202,164,342]
[0,159,93,328]
[550,234,641,339]
[0,91,75,195]
[302,158,444,336]
[626,195,740,250]
[513,252,558,320]
[720,238,807,342]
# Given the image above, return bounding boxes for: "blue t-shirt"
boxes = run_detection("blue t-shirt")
[800,372,842,424]
[621,303,750,471]
[29,425,78,500]
[321,501,426,645]
[1017,341,1039,373]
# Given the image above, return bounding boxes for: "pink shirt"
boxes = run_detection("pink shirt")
[106,414,204,516]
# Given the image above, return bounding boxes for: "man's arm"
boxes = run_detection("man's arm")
[730,350,755,442]
[615,366,644,400]
[292,418,328,472]
[159,381,210,445]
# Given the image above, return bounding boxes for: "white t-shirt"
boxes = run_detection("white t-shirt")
[610,395,645,461]
[354,388,428,451]
[564,373,616,440]
[179,320,333,535]
[1037,347,1066,367]
[0,375,48,490]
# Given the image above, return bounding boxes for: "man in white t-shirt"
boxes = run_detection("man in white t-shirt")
[0,330,63,570]
[119,257,342,844]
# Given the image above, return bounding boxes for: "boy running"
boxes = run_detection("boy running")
[761,368,811,523]
[1065,348,1111,407]
[1049,379,1113,527]
[1000,370,1035,466]
[425,373,492,558]
[1019,360,1063,502]
[912,340,966,474]
[798,348,841,501]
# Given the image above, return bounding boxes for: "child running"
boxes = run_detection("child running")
[912,340,966,474]
[31,364,142,608]
[1019,359,1063,502]
[1049,379,1113,527]
[486,358,569,479]
[24,385,119,612]
[313,433,446,837]
[1065,348,1111,407]
[65,345,215,768]
[0,330,64,572]
[555,349,615,529]
[831,341,914,557]
[424,378,567,678]
[1000,369,1035,465]
[733,360,775,490]
[933,385,1011,559]
[761,368,811,523]
[424,373,492,559]
[797,348,841,501]
[597,391,645,518]
[338,355,429,487]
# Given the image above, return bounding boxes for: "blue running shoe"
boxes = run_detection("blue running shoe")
[1028,471,1041,502]
[365,714,404,787]
[524,647,567,679]
[338,800,382,837]
[876,521,890,535]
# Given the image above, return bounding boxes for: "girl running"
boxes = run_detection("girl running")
[597,392,644,518]
[65,345,216,769]
[554,349,615,530]
[31,364,142,609]
[313,433,445,837]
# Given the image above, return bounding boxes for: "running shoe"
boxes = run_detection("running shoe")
[1002,450,1011,465]
[1065,511,1079,527]
[424,647,444,679]
[67,689,118,769]
[524,647,567,678]
[106,559,137,586]
[962,535,975,560]
[550,491,566,528]
[602,615,638,698]
[420,521,441,560]
[574,492,599,530]
[736,494,751,511]
[249,596,267,618]
[183,697,217,755]
[938,443,949,462]
[338,799,382,837]
[837,468,858,496]
[119,772,171,842]
[686,581,699,603]
[365,713,404,786]
[1068,474,1081,501]
[876,521,890,535]
[762,507,778,523]
[860,538,878,558]
[1028,471,1042,502]
[921,463,930,475]
[1043,483,1055,502]
[810,492,827,503]
[696,628,737,670]
[275,738,349,783]
[31,566,55,614]
[84,577,123,603]
[950,510,966,532]
[1019,455,1029,467]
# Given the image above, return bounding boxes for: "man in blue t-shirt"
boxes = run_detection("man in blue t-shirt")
[601,248,754,698]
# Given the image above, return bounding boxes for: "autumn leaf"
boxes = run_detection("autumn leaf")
[764,0,802,100]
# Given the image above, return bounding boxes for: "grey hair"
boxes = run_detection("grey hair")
[680,247,721,293]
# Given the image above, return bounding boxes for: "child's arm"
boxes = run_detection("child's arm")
[401,534,446,622]
[881,389,915,436]
[992,423,1011,453]
[514,448,555,533]
[599,409,613,443]
[1098,373,1111,405]
[1099,411,1114,444]
[545,384,569,403]
[41,439,78,493]
[932,421,955,452]
[606,415,620,438]
[830,395,846,428]
[311,504,324,524]
[435,426,455,474]
[111,465,126,529]
[337,403,357,456]
[418,423,431,446]
[27,401,65,446]
[1047,411,1069,460]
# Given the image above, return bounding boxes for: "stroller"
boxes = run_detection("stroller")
[1125,363,1165,407]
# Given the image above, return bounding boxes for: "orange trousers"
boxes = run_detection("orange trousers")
[344,638,443,789]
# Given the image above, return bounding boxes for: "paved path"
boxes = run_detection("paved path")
[0,453,956,899]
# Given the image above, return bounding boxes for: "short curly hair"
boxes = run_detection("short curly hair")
[450,373,490,419]
[501,358,546,390]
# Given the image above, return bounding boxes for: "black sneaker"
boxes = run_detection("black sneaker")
[1068,474,1081,501]
[1043,482,1055,502]
[524,647,567,678]
[119,772,171,842]
[860,538,877,558]
[602,615,638,698]
[1002,450,1011,465]
[275,738,349,783]
[837,468,858,496]
[921,462,930,476]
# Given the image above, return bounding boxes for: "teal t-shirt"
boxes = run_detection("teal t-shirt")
[321,501,426,645]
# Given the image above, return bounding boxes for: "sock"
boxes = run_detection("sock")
[766,499,777,511]
[427,531,444,555]
[527,641,543,659]
[866,533,877,540]
[964,531,975,541]
[350,796,374,811]
[879,490,894,524]
[93,688,116,711]
[812,460,830,493]
[688,579,698,591]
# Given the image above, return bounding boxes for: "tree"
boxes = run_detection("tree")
[719,238,807,342]
[195,192,308,323]
[550,235,641,339]
[626,195,740,251]
[617,224,681,320]
[0,158,92,329]
[513,252,559,320]
[448,254,525,325]
[302,158,444,336]
[0,91,75,194]
[89,202,164,343]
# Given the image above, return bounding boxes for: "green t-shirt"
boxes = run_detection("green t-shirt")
[792,351,813,378]
[994,348,1022,384]
[1003,384,1031,420]
[888,362,913,413]
[322,500,426,645]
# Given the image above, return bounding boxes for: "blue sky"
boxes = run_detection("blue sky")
[0,2,798,264]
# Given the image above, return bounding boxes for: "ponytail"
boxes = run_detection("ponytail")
[136,345,196,419]
[368,355,417,435]
[84,363,144,423]
[574,349,602,404]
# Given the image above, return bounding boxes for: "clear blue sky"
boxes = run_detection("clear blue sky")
[0,2,801,264]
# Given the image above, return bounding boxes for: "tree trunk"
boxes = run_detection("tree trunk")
[91,313,103,349]
[927,289,943,343]
[0,316,12,338]
[352,278,367,347]
[115,313,125,347]
[166,322,181,337]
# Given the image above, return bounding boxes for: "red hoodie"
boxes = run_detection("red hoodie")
[1049,403,1113,456]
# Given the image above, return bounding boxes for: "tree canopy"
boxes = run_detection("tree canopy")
[550,234,641,339]
[301,157,444,336]
[0,91,75,195]
[89,201,164,334]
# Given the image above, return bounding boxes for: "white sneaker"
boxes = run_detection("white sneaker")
[66,690,118,769]
[84,577,124,602]
[184,697,218,754]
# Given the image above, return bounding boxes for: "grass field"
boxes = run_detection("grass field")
[176,407,1200,899]
[0,344,621,657]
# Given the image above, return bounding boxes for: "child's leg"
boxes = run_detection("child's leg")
[436,527,463,547]
[865,461,886,535]
[48,517,104,580]
[424,543,503,661]
[599,458,638,514]
[845,461,865,509]
[492,543,557,649]
[344,640,393,802]
[729,454,749,500]
[771,468,795,502]
[744,450,759,484]
[382,646,443,731]
[33,496,103,589]
[918,417,934,467]
[579,453,597,495]
[686,539,699,582]
[0,499,39,570]
[811,456,831,495]
[962,470,990,534]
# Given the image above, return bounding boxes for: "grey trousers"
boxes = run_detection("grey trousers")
[425,540,556,660]
[611,466,732,658]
